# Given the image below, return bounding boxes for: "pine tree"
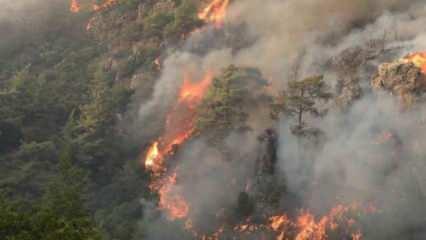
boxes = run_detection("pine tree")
[79,66,115,138]
[39,132,102,240]
[0,144,102,240]
[272,75,332,136]
[197,65,269,142]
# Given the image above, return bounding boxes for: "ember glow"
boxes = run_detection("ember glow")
[69,0,117,13]
[198,0,230,27]
[143,72,213,219]
[404,52,426,74]
[70,0,81,13]
[93,0,118,12]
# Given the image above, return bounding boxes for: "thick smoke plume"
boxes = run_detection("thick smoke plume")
[0,0,82,56]
[136,0,426,239]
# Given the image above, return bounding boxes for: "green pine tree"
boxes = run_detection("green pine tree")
[271,75,332,135]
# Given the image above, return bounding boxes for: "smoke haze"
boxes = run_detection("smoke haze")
[134,0,426,239]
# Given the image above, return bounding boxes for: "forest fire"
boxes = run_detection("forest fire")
[404,52,426,74]
[272,205,366,240]
[192,203,372,240]
[198,0,230,27]
[143,72,213,219]
[144,72,213,174]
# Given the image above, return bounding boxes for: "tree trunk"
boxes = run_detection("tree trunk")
[298,88,304,128]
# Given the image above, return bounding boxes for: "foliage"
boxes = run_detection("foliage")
[0,147,102,240]
[166,0,204,38]
[0,121,22,154]
[197,65,269,142]
[271,75,332,133]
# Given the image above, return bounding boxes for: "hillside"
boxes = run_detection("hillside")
[1,0,426,240]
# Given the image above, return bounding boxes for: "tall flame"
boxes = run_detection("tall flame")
[143,71,213,219]
[144,72,213,173]
[198,0,230,27]
[404,52,426,74]
[273,204,367,240]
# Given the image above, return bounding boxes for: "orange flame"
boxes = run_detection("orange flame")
[157,172,190,220]
[179,72,214,104]
[270,215,290,232]
[144,141,163,173]
[404,52,426,74]
[186,203,372,240]
[70,0,117,14]
[198,0,230,27]
[143,71,213,219]
[234,203,368,240]
[144,72,213,174]
[70,0,81,13]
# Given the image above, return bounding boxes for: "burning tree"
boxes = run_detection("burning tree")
[372,52,426,108]
[198,0,230,27]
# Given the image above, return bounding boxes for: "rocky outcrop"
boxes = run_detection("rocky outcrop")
[372,60,426,107]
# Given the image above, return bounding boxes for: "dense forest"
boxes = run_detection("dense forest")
[1,0,426,239]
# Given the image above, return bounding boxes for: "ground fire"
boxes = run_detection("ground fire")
[152,172,190,220]
[185,203,373,240]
